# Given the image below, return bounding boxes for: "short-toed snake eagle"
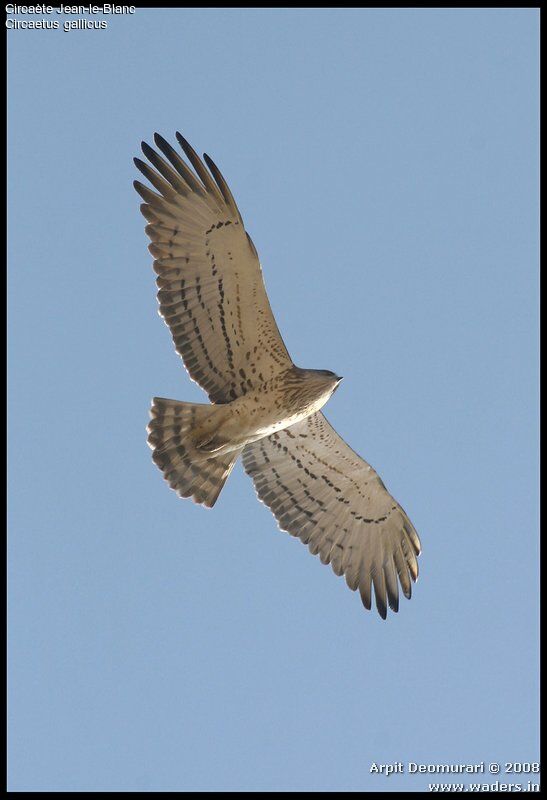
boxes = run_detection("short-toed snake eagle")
[134,133,421,618]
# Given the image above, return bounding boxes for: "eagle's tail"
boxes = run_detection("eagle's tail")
[147,397,241,508]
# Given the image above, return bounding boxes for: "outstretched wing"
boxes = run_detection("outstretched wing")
[242,412,421,618]
[135,133,292,404]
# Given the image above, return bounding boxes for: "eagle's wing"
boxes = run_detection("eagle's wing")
[242,412,421,618]
[135,133,292,404]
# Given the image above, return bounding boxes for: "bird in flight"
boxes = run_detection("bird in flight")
[134,132,421,618]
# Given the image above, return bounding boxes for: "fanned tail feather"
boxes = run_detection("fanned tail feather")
[147,397,240,508]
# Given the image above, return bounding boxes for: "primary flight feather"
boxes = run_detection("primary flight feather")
[135,132,421,619]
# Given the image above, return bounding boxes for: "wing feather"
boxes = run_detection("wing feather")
[243,412,421,618]
[136,134,292,403]
[153,133,208,196]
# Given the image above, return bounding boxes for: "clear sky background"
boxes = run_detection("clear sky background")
[8,8,539,793]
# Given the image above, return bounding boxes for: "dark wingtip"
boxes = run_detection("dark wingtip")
[133,179,151,200]
[177,131,201,157]
[134,157,147,173]
[202,152,217,171]
[175,131,189,151]
[154,132,169,149]
[388,597,399,614]
[141,140,155,159]
[360,593,371,612]
[175,131,195,159]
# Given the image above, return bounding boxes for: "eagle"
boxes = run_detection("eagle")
[134,133,421,618]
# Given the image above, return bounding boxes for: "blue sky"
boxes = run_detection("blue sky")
[8,8,539,792]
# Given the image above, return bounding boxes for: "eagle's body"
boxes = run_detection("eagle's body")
[190,367,342,455]
[135,132,421,618]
